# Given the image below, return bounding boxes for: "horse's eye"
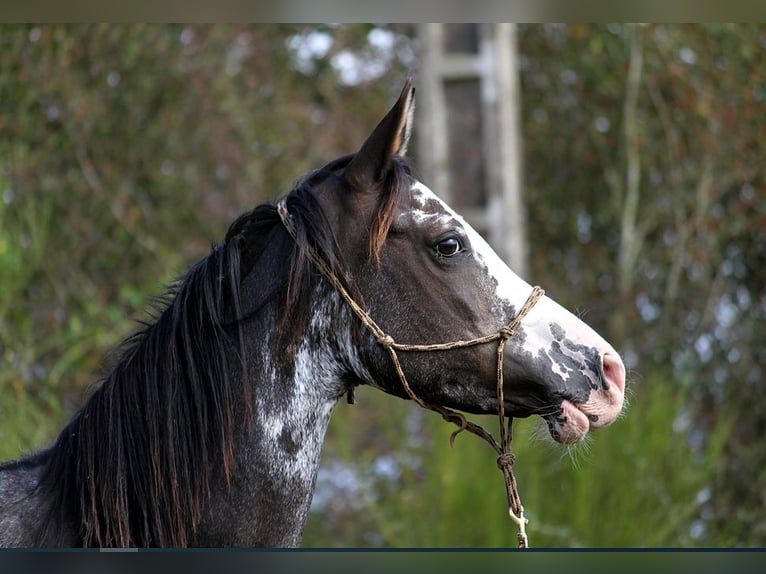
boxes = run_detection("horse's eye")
[435,237,463,257]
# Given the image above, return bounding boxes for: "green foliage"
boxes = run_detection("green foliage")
[0,178,148,459]
[305,375,730,548]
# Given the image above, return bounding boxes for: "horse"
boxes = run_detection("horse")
[0,79,625,548]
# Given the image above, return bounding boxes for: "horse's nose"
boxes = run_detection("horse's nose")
[601,352,626,394]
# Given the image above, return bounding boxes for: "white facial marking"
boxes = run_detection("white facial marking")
[409,180,615,355]
[399,191,456,228]
[408,179,625,442]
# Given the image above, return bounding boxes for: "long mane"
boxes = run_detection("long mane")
[35,239,249,547]
[32,154,411,548]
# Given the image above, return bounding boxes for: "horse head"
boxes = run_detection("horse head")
[304,79,626,445]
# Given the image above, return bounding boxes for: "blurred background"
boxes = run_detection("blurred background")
[0,23,764,547]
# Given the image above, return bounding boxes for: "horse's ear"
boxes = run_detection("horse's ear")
[344,78,415,192]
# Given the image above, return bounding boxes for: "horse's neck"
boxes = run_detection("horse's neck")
[0,282,369,548]
[200,290,365,547]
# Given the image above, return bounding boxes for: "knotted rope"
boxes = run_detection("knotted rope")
[277,199,544,548]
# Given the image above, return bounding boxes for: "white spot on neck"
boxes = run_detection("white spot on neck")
[258,292,371,486]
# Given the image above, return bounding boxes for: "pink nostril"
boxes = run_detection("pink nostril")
[602,352,626,394]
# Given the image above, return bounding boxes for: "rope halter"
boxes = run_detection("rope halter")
[277,198,544,548]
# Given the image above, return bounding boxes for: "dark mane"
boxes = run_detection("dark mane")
[36,239,249,547]
[32,153,412,548]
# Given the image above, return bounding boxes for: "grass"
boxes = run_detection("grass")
[305,375,731,548]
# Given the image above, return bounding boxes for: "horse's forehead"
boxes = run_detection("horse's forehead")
[406,181,461,226]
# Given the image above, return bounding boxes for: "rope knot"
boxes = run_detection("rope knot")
[377,334,395,347]
[499,325,515,339]
[496,452,516,470]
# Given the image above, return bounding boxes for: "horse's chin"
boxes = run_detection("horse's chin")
[543,399,591,444]
[426,389,594,446]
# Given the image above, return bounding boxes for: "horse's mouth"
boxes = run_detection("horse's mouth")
[542,399,592,444]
